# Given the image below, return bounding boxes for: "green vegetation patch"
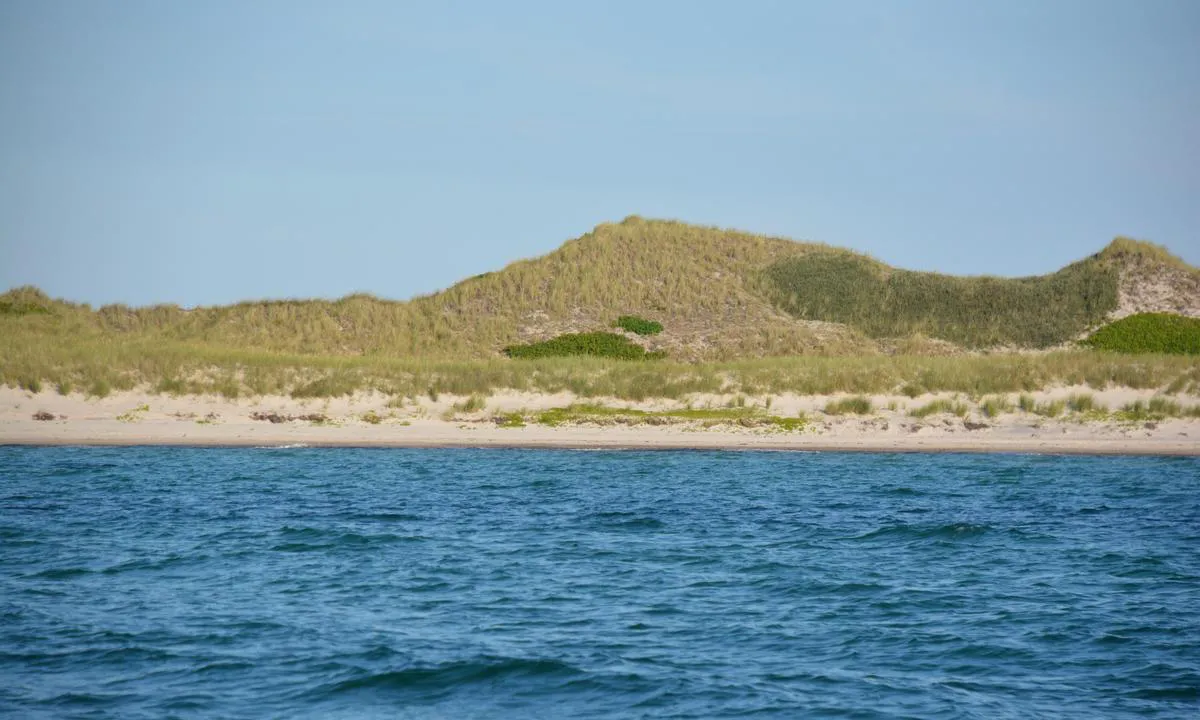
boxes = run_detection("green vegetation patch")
[979,395,1014,418]
[495,412,527,428]
[909,399,969,418]
[1083,313,1200,355]
[504,332,665,360]
[762,251,1119,348]
[1116,397,1200,421]
[531,403,806,431]
[614,315,664,335]
[823,396,873,415]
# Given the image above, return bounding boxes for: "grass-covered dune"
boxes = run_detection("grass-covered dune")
[2,218,1198,401]
[3,218,1196,360]
[762,252,1118,348]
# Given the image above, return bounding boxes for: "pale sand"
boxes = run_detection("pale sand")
[1,387,1197,456]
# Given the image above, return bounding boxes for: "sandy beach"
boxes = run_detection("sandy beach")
[2,386,1197,455]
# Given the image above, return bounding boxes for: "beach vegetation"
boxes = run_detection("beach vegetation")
[824,396,873,415]
[762,250,1119,348]
[531,403,806,431]
[452,394,488,413]
[88,378,112,399]
[504,332,665,360]
[1034,399,1066,418]
[979,395,1014,418]
[495,412,526,428]
[1116,397,1200,421]
[1066,393,1101,413]
[614,315,664,335]
[1083,313,1200,355]
[909,399,970,418]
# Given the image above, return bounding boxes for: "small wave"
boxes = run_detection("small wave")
[45,692,133,707]
[101,554,203,575]
[583,511,665,530]
[348,512,422,522]
[322,657,581,696]
[28,567,92,580]
[192,660,256,674]
[254,443,310,450]
[851,522,992,542]
[271,526,422,552]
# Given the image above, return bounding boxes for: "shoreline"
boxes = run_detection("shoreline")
[2,437,1198,456]
[3,386,1197,457]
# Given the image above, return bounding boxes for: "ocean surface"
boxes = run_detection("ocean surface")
[1,448,1198,719]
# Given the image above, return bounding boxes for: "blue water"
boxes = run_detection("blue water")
[1,448,1198,719]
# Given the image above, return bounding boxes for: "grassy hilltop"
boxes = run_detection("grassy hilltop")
[3,217,1199,400]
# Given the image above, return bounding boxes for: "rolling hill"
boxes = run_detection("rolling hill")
[3,217,1199,367]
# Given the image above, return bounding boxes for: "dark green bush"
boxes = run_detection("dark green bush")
[1083,313,1200,355]
[614,315,664,335]
[505,332,665,360]
[762,252,1119,348]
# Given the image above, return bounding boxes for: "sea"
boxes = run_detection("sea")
[1,447,1198,719]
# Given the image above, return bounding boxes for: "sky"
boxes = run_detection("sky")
[2,0,1198,307]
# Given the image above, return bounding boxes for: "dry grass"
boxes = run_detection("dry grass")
[2,318,1198,403]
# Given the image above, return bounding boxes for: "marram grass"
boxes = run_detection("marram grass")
[3,322,1197,402]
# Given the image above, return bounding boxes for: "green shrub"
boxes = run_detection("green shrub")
[824,396,873,415]
[504,332,665,360]
[1018,394,1036,412]
[614,315,664,335]
[1083,313,1200,355]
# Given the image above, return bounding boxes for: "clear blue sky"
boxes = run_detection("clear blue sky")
[2,0,1198,307]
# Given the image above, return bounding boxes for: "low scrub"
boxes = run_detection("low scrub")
[614,315,664,335]
[1083,313,1200,355]
[504,332,665,360]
